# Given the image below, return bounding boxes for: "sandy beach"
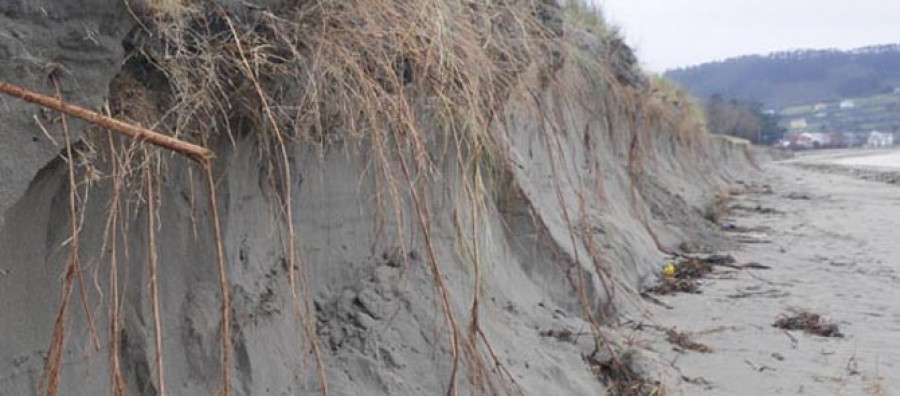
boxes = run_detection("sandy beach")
[637,148,900,395]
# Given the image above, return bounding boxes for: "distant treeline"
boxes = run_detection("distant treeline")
[704,95,785,145]
[666,44,900,109]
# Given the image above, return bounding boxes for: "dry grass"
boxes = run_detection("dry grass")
[131,1,561,393]
[143,0,195,18]
[565,0,614,37]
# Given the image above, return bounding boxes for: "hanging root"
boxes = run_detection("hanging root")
[221,15,329,394]
[124,1,560,392]
[103,132,127,396]
[0,77,214,395]
[145,149,167,396]
[38,79,83,396]
[203,161,232,396]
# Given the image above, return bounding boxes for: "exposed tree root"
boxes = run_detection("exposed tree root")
[204,161,232,396]
[145,150,167,396]
[222,14,330,395]
[102,132,127,396]
[0,80,212,161]
[38,80,83,396]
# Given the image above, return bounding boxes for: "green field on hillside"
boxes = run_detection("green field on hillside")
[780,92,900,134]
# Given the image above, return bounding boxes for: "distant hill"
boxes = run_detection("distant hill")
[665,44,900,109]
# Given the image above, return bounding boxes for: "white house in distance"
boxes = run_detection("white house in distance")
[867,131,894,147]
[789,118,808,129]
[840,100,855,109]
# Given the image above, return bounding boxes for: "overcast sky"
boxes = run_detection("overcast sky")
[595,0,900,72]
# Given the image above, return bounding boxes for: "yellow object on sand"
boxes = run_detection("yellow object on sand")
[663,263,676,277]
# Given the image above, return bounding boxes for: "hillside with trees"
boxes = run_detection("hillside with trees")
[666,44,900,109]
[704,95,785,144]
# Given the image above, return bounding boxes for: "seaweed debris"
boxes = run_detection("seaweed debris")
[773,311,843,338]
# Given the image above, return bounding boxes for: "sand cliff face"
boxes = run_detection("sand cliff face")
[0,2,758,395]
[0,0,134,230]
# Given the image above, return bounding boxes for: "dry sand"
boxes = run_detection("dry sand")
[635,148,900,395]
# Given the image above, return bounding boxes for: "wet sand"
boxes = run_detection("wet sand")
[835,151,900,170]
[639,149,900,395]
